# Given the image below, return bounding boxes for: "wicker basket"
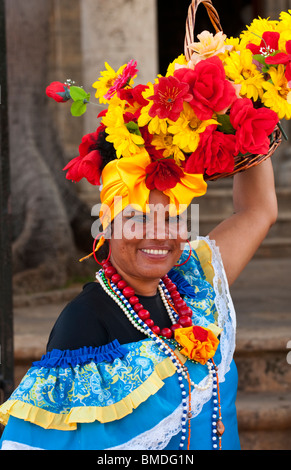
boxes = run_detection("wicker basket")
[184,0,282,181]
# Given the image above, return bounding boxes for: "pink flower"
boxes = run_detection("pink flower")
[104,60,139,100]
[148,75,193,121]
[229,98,278,155]
[174,57,237,120]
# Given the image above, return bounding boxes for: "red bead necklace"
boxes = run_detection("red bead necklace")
[101,259,193,339]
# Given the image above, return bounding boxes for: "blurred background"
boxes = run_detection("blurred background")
[0,0,290,449]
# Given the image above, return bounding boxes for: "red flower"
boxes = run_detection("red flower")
[185,125,236,176]
[148,75,192,121]
[229,98,278,155]
[104,60,139,100]
[145,158,184,191]
[46,81,71,102]
[192,326,208,342]
[118,84,149,108]
[140,127,165,160]
[63,155,83,182]
[246,31,280,56]
[63,126,103,185]
[265,40,291,81]
[119,85,149,121]
[174,57,237,120]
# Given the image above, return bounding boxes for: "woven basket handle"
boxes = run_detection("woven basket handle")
[184,0,223,60]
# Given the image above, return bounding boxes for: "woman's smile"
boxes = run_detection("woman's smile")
[139,245,172,258]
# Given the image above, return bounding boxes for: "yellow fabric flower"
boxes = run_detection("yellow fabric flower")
[92,62,126,104]
[174,325,219,365]
[224,49,265,101]
[262,64,291,120]
[168,103,217,153]
[102,105,145,158]
[99,153,207,229]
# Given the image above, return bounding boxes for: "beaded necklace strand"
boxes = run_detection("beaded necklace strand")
[95,263,223,450]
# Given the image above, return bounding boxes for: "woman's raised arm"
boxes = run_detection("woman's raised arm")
[208,158,278,286]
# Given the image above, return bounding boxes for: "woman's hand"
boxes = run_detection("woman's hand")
[208,158,278,286]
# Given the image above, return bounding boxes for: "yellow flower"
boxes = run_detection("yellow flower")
[92,62,126,104]
[102,105,145,158]
[168,103,217,153]
[187,30,232,67]
[166,54,188,77]
[225,36,242,52]
[151,132,185,163]
[137,82,154,127]
[239,17,279,49]
[278,10,291,31]
[262,64,291,120]
[224,49,265,101]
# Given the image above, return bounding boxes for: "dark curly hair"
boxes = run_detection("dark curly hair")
[97,127,117,171]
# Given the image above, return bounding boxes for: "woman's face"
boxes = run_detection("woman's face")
[109,190,188,294]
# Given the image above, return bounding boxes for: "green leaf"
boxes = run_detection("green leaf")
[69,86,88,102]
[70,100,87,116]
[216,114,235,135]
[125,121,142,137]
[253,54,266,66]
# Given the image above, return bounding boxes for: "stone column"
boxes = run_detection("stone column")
[48,0,83,157]
[79,0,158,203]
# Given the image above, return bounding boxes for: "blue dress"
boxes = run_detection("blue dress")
[0,237,240,450]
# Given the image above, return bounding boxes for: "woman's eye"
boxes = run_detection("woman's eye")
[131,214,148,223]
[168,215,180,224]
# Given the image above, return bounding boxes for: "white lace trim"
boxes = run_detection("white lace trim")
[1,440,43,450]
[108,236,236,450]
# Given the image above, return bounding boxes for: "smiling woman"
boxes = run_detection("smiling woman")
[108,191,188,297]
[0,10,281,449]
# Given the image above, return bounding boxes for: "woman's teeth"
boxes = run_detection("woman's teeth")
[141,249,168,255]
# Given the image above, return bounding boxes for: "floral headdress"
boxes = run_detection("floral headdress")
[46,8,290,243]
